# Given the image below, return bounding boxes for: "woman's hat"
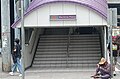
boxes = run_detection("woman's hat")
[99,57,106,65]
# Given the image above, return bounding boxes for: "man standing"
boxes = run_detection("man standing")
[9,38,22,76]
[108,37,119,76]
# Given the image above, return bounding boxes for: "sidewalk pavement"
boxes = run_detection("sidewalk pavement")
[117,57,120,64]
[117,57,120,69]
[0,69,120,79]
[0,55,120,79]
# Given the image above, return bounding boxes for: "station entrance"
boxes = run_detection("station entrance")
[11,1,108,70]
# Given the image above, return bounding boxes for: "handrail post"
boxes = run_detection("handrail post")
[66,28,71,67]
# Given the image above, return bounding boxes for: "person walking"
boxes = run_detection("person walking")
[108,37,119,76]
[9,38,22,76]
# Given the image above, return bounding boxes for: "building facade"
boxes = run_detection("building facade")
[108,0,120,26]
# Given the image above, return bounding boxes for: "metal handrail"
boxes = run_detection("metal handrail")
[66,29,71,67]
[67,33,70,57]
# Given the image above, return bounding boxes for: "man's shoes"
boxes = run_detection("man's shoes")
[113,71,116,76]
[19,74,22,77]
[9,72,14,76]
[9,72,22,77]
[95,76,100,78]
[91,75,100,78]
[114,74,116,76]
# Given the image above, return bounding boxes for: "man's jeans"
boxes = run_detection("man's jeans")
[96,67,111,79]
[11,58,22,74]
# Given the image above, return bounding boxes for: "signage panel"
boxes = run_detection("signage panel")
[50,15,76,21]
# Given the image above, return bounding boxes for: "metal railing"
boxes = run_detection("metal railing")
[66,28,71,67]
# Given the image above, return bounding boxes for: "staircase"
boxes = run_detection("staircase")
[32,34,101,68]
[68,35,101,68]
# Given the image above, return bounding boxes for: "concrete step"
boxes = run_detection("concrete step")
[32,63,97,68]
[36,51,67,54]
[38,43,67,46]
[37,48,67,50]
[70,34,99,37]
[33,61,98,65]
[35,54,67,57]
[34,61,98,65]
[40,38,67,40]
[69,51,101,53]
[70,37,99,39]
[34,56,100,61]
[69,45,100,48]
[36,51,101,54]
[35,55,67,58]
[36,48,100,51]
[34,57,67,61]
[40,35,68,38]
[39,40,68,43]
[39,35,99,39]
[67,63,97,67]
[69,48,100,51]
[32,64,67,68]
[35,52,100,55]
[37,49,67,52]
[36,53,67,55]
[70,42,100,45]
[69,47,100,49]
[37,46,67,49]
[69,53,101,57]
[68,57,101,61]
[40,34,98,37]
[70,39,99,42]
[33,61,67,64]
[35,53,101,57]
[39,39,99,42]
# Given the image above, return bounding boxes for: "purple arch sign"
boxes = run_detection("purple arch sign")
[12,0,108,28]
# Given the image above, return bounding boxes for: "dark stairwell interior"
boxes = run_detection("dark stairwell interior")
[32,27,102,70]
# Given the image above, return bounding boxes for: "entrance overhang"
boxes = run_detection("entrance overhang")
[27,0,107,18]
[24,25,108,28]
[11,0,108,28]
